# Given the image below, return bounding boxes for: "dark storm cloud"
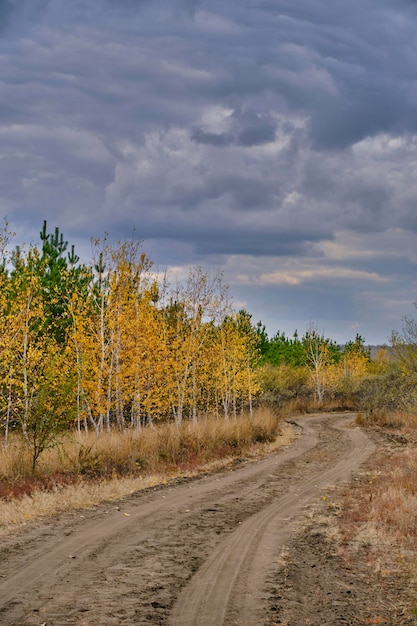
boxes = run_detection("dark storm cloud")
[192,110,277,147]
[137,221,326,258]
[0,0,13,28]
[2,0,417,342]
[2,0,415,241]
[237,112,277,147]
[190,128,230,147]
[309,82,417,150]
[189,232,321,257]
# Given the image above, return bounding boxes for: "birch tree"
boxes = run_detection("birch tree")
[303,325,340,402]
[163,268,229,424]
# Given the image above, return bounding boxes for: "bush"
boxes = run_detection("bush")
[258,363,310,404]
[358,364,417,421]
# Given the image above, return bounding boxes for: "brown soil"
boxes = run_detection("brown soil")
[264,518,415,626]
[264,427,417,626]
[0,413,413,625]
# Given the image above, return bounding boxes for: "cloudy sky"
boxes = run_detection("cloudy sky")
[2,0,417,344]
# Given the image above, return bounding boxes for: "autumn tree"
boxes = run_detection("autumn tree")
[106,240,163,429]
[302,325,340,402]
[0,222,16,444]
[0,222,266,443]
[162,268,229,424]
[0,244,77,470]
[69,237,163,433]
[215,315,243,419]
[234,309,261,416]
[258,362,309,404]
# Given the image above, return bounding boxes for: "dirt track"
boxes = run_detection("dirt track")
[0,413,376,625]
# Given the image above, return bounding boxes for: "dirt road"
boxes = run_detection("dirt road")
[0,413,375,625]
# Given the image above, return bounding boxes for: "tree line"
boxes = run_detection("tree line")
[0,223,260,468]
[1,221,415,471]
[255,321,380,405]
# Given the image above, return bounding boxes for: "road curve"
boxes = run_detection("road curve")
[0,413,374,625]
[169,414,374,625]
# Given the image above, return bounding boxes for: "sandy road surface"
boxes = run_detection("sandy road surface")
[0,413,374,625]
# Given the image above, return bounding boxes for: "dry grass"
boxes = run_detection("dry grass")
[356,409,417,434]
[295,414,417,619]
[342,411,417,561]
[340,447,417,552]
[0,407,296,531]
[0,474,168,533]
[335,427,417,621]
[343,411,417,552]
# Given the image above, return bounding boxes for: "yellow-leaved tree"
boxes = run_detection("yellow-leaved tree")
[212,311,260,419]
[1,244,77,471]
[161,268,229,424]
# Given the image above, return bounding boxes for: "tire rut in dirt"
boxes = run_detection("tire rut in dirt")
[0,413,367,625]
[168,416,374,626]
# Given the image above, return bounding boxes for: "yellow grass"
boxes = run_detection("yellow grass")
[356,409,417,433]
[366,449,417,544]
[339,442,417,578]
[0,408,296,532]
[342,412,417,558]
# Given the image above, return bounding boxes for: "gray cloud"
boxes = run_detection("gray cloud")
[190,128,230,146]
[1,0,417,342]
[0,0,13,29]
[191,109,277,147]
